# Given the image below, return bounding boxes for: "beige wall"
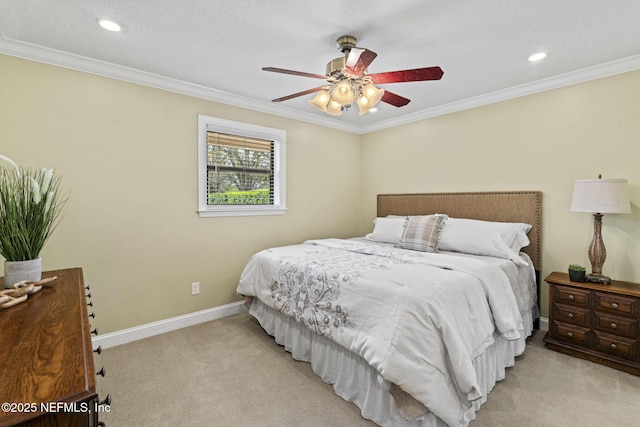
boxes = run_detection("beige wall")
[2,53,639,329]
[0,54,362,333]
[361,69,640,316]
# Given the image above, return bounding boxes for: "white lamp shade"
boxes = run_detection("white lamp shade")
[571,178,631,213]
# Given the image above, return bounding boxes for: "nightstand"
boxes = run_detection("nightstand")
[544,271,640,376]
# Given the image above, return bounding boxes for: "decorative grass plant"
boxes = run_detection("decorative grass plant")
[0,154,67,261]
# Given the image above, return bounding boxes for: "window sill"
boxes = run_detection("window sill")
[197,207,287,218]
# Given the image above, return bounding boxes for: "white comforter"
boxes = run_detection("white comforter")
[237,238,525,427]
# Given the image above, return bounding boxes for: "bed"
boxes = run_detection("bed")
[237,191,542,427]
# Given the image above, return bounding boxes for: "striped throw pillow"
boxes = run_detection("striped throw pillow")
[398,214,447,252]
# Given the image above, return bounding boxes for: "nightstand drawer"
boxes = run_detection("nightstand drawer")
[553,303,590,327]
[545,273,640,376]
[594,292,638,316]
[552,321,590,346]
[594,332,638,361]
[594,312,638,339]
[555,285,590,307]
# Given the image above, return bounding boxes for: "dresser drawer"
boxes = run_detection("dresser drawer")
[594,312,638,339]
[545,273,640,376]
[553,303,590,328]
[554,285,590,308]
[552,321,590,346]
[594,331,638,361]
[594,292,638,316]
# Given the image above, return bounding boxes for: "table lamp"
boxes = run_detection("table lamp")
[570,175,630,284]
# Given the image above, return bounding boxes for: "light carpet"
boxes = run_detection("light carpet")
[96,312,640,426]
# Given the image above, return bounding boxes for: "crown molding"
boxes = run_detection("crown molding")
[0,35,362,134]
[360,54,640,133]
[2,34,639,135]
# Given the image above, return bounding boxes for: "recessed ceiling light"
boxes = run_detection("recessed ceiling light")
[98,19,121,32]
[528,52,547,62]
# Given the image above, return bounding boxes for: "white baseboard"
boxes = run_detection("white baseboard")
[538,316,549,332]
[92,301,247,349]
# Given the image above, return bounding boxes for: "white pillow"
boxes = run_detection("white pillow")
[438,218,532,266]
[365,216,407,244]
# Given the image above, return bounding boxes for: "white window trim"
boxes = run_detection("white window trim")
[197,115,286,217]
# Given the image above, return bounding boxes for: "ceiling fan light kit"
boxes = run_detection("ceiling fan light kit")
[358,83,385,115]
[263,35,444,117]
[309,75,384,116]
[326,99,343,116]
[309,90,331,112]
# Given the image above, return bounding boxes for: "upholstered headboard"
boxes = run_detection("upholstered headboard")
[377,191,542,271]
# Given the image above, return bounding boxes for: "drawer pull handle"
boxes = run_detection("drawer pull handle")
[567,313,574,318]
[99,394,112,406]
[611,302,619,309]
[94,346,103,355]
[610,343,618,350]
[567,332,574,338]
[87,301,93,307]
[610,322,618,329]
[91,328,99,336]
[568,295,575,301]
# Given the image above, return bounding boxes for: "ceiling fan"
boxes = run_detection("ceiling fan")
[262,35,444,116]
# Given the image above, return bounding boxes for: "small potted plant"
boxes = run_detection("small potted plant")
[568,264,586,282]
[0,154,67,288]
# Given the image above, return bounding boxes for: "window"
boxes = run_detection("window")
[198,115,286,217]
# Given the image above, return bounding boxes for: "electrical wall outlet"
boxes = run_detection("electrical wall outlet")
[191,282,200,295]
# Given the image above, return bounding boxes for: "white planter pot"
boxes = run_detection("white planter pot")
[4,258,42,288]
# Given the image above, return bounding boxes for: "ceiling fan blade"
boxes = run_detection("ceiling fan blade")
[344,48,378,77]
[262,67,327,80]
[271,86,326,102]
[380,90,411,107]
[369,66,444,84]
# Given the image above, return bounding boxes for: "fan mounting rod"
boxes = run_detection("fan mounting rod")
[327,35,358,76]
[336,35,357,53]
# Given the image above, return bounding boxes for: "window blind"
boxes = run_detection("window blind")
[206,131,274,206]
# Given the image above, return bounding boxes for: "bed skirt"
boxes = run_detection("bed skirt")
[248,298,535,427]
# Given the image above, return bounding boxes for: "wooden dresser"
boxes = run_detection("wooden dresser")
[0,268,99,427]
[544,271,640,376]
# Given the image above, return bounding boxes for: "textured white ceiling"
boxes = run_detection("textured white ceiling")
[1,0,640,133]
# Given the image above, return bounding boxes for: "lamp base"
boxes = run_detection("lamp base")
[586,273,611,285]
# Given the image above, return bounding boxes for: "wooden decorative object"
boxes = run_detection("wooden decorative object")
[586,213,610,284]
